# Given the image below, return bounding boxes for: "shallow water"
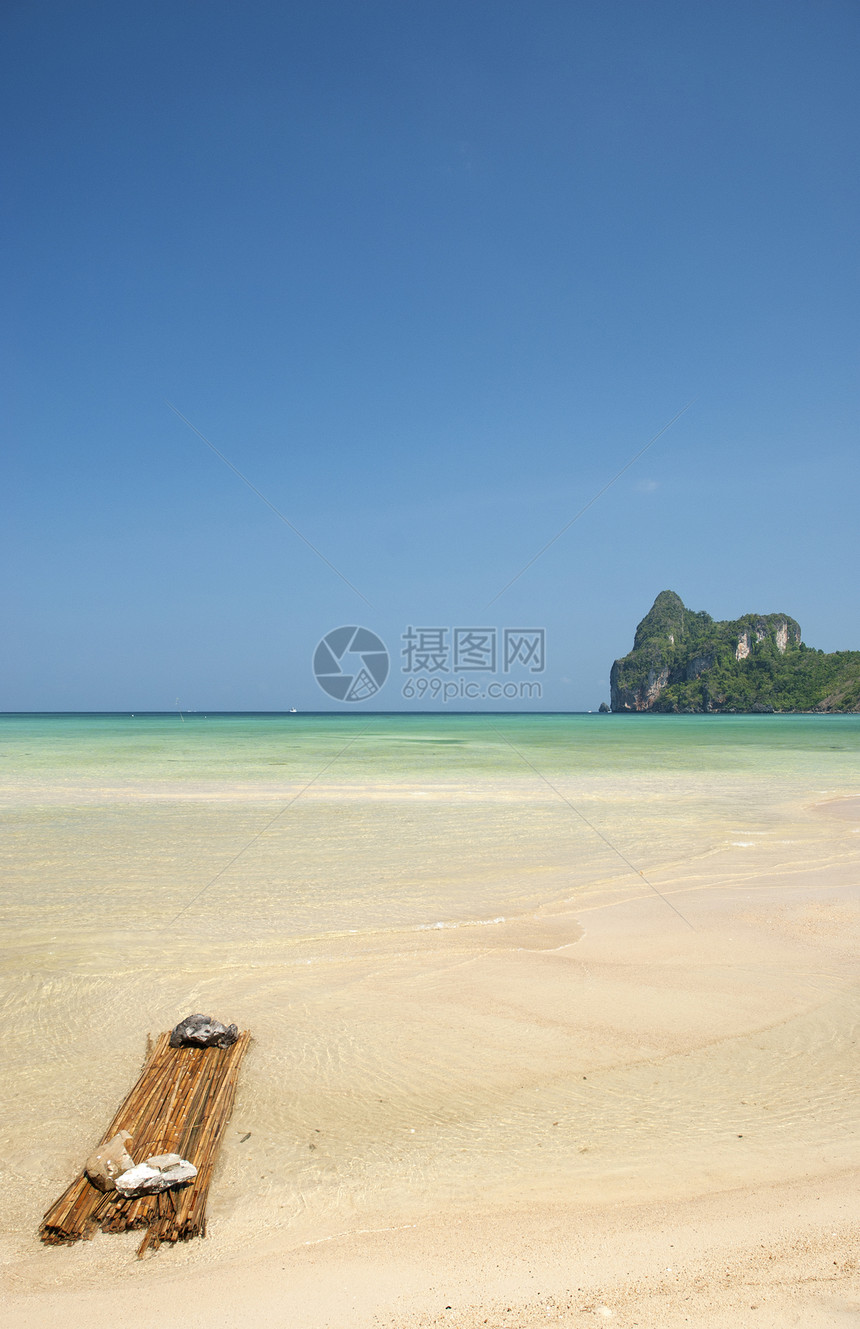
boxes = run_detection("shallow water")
[1,713,858,1263]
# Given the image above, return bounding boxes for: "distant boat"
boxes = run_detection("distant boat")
[289,707,297,713]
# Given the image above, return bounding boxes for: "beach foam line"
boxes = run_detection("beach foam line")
[416,916,507,931]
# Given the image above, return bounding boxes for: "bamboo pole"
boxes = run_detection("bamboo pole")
[40,1031,250,1249]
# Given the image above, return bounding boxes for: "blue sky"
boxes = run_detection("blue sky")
[3,0,858,711]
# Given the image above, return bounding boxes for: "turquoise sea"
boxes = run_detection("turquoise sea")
[2,711,858,944]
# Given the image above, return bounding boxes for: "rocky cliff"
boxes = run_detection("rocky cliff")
[610,591,860,713]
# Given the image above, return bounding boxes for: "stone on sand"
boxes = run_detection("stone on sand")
[85,1131,136,1192]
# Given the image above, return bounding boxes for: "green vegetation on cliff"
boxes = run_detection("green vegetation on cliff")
[610,590,860,713]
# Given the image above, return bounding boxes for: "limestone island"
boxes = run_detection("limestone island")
[610,589,860,713]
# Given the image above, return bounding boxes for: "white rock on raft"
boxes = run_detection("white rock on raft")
[114,1153,197,1197]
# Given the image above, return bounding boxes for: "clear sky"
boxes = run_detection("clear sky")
[3,0,858,711]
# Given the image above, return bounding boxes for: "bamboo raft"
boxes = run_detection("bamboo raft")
[40,1029,250,1256]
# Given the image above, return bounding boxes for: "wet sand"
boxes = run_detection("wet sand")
[4,825,858,1327]
[1,720,858,1326]
[5,1173,859,1328]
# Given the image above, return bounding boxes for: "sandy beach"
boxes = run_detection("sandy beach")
[1,716,858,1326]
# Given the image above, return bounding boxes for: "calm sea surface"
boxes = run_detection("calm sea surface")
[1,711,858,942]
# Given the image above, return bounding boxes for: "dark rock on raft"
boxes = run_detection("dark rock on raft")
[169,1013,238,1048]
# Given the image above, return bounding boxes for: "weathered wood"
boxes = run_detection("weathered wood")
[39,1031,250,1255]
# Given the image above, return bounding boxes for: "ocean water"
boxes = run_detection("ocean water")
[3,711,857,942]
[1,712,858,1261]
